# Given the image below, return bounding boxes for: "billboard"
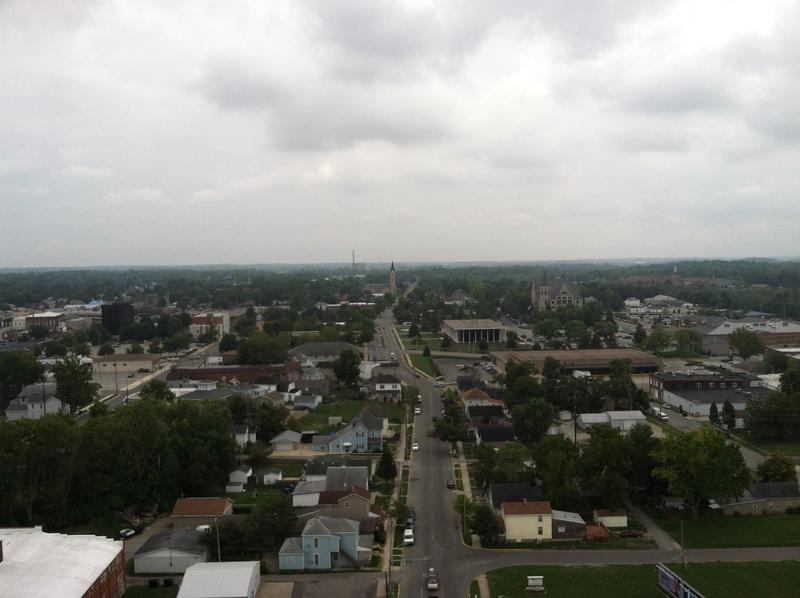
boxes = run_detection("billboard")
[656,563,705,598]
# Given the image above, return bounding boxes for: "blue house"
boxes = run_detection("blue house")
[312,407,384,454]
[279,516,370,570]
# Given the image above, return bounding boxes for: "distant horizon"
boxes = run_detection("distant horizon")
[1,255,799,273]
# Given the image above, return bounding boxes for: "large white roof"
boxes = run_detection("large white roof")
[177,561,259,598]
[0,527,122,598]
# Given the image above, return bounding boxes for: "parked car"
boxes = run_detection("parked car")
[446,479,455,489]
[411,442,420,451]
[414,407,421,415]
[427,568,440,590]
[118,528,136,540]
[403,529,415,546]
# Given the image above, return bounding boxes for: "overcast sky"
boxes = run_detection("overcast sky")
[1,0,798,267]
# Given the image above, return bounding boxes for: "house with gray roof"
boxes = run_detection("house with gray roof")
[312,406,384,454]
[279,516,370,570]
[325,466,369,492]
[5,383,67,421]
[270,429,302,451]
[133,528,208,574]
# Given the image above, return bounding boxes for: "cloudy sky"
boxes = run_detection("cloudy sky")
[1,0,798,267]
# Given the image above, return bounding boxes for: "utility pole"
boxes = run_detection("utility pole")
[215,517,221,562]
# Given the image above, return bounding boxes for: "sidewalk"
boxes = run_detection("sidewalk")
[626,501,681,550]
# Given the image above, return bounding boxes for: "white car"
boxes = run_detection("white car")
[118,528,136,539]
[411,442,420,451]
[414,407,421,415]
[403,528,415,546]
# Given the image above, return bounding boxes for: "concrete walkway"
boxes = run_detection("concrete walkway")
[476,574,490,598]
[626,501,681,551]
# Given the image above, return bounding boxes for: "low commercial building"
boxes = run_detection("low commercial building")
[702,319,800,355]
[25,311,66,332]
[577,411,645,431]
[0,527,124,598]
[492,348,662,375]
[441,319,506,344]
[177,561,260,598]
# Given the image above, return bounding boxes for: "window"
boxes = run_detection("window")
[720,383,726,389]
[537,515,542,522]
[314,554,319,565]
[538,526,543,535]
[314,538,318,548]
[696,383,702,389]
[558,526,565,533]
[709,383,715,389]
[732,382,738,388]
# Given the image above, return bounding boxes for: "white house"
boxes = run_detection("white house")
[226,481,244,493]
[593,508,628,528]
[5,383,68,421]
[291,480,326,507]
[270,430,302,451]
[168,378,217,391]
[177,561,260,598]
[133,529,208,574]
[232,425,257,448]
[229,465,252,486]
[577,411,645,432]
[260,468,283,485]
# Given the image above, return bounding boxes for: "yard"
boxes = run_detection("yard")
[225,485,283,507]
[409,353,436,377]
[487,561,800,598]
[62,513,130,539]
[286,399,404,433]
[262,460,304,478]
[652,511,800,548]
[743,435,800,456]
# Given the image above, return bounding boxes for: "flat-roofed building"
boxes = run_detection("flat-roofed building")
[0,526,124,598]
[492,348,662,375]
[441,319,506,344]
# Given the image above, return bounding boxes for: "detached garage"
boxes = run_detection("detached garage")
[133,528,208,574]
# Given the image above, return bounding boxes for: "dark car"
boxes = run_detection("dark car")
[618,529,645,538]
[446,479,455,489]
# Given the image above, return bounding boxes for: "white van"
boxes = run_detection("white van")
[403,528,415,546]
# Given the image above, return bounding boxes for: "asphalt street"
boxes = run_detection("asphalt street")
[374,309,798,598]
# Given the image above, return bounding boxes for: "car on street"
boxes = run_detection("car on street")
[403,528,415,546]
[652,408,670,421]
[118,528,136,540]
[414,407,421,415]
[446,479,455,489]
[411,442,420,451]
[406,516,414,529]
[427,568,440,590]
[434,381,445,387]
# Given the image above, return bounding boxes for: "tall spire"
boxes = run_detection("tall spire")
[390,261,395,272]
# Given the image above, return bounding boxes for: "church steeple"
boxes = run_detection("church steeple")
[389,261,397,294]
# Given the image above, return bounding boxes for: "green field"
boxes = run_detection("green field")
[226,486,283,506]
[744,436,800,456]
[409,353,436,376]
[487,562,800,598]
[263,460,304,478]
[287,399,404,433]
[653,512,800,548]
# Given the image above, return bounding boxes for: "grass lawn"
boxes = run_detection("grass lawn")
[469,578,481,598]
[743,436,800,456]
[409,353,435,376]
[264,460,304,478]
[487,562,800,598]
[287,400,375,433]
[484,536,657,550]
[62,514,129,539]
[226,486,283,507]
[653,512,800,548]
[123,587,179,598]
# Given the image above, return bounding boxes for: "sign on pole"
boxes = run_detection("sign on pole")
[656,563,705,598]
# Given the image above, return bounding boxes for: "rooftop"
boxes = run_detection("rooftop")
[442,319,505,330]
[476,425,516,443]
[552,510,585,524]
[501,501,552,515]
[171,497,232,517]
[0,527,122,598]
[134,528,206,557]
[667,386,772,405]
[177,561,259,598]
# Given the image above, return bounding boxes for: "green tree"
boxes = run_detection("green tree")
[470,503,500,544]
[377,448,397,480]
[780,362,800,395]
[564,320,589,345]
[440,335,452,350]
[722,399,736,430]
[511,398,554,444]
[633,323,647,346]
[234,307,257,336]
[0,350,44,407]
[505,331,518,349]
[627,422,662,501]
[254,403,287,443]
[580,424,631,508]
[246,494,296,551]
[28,325,50,340]
[709,402,719,425]
[72,342,91,357]
[756,452,797,483]
[408,323,419,338]
[422,344,431,357]
[43,341,68,357]
[128,342,144,354]
[644,326,672,354]
[97,343,115,356]
[163,333,191,354]
[53,355,100,410]
[504,360,536,391]
[674,330,703,356]
[534,435,581,510]
[535,318,560,339]
[236,333,288,364]
[542,357,561,381]
[148,338,163,354]
[139,379,175,402]
[472,443,498,490]
[87,323,111,346]
[333,348,361,388]
[495,442,531,482]
[729,328,764,360]
[653,427,750,518]
[219,333,240,352]
[226,394,249,425]
[88,401,109,418]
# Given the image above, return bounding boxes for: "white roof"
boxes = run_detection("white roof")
[577,413,608,424]
[0,527,122,598]
[552,510,585,524]
[606,410,645,420]
[177,561,259,598]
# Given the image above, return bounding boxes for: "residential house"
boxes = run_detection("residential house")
[313,487,372,521]
[372,374,401,402]
[270,430,302,451]
[577,411,646,431]
[279,517,369,570]
[230,383,266,399]
[232,425,256,448]
[177,561,260,598]
[226,465,252,494]
[294,394,323,410]
[475,425,516,448]
[304,456,374,481]
[488,483,544,511]
[171,498,233,528]
[292,466,370,507]
[259,468,283,485]
[133,528,208,574]
[312,407,384,454]
[501,501,553,542]
[593,509,628,528]
[298,366,329,396]
[291,480,327,507]
[552,510,586,540]
[288,342,361,365]
[0,527,124,598]
[5,383,68,421]
[466,405,506,427]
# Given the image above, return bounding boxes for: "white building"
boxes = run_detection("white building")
[177,561,260,598]
[133,528,208,574]
[0,527,124,598]
[4,383,68,421]
[577,410,646,431]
